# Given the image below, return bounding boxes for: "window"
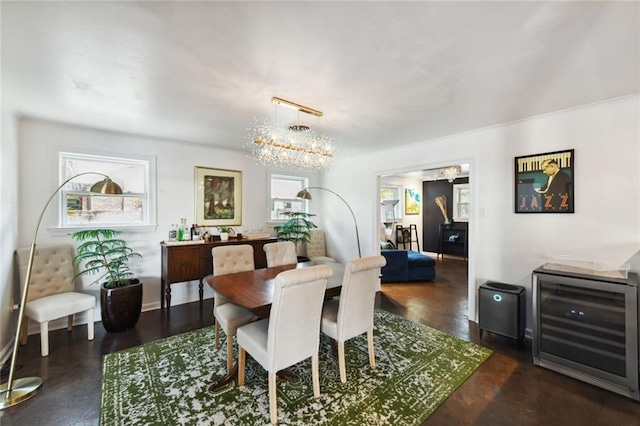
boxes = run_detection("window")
[269,173,308,221]
[60,152,155,228]
[452,183,470,222]
[380,185,402,221]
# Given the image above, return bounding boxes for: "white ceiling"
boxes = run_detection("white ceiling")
[2,1,638,158]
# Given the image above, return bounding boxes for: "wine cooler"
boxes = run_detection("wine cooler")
[532,267,639,400]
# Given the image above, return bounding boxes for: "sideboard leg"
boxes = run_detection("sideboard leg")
[166,285,171,311]
[161,279,166,309]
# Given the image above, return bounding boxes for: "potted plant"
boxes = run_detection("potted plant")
[216,226,235,241]
[71,229,143,332]
[275,212,317,261]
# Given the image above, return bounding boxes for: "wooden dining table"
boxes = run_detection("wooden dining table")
[205,260,345,391]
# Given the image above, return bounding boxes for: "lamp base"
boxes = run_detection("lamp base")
[0,376,42,409]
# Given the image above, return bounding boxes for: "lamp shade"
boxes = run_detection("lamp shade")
[90,178,123,194]
[296,189,312,200]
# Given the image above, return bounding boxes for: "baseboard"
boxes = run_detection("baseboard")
[0,337,14,367]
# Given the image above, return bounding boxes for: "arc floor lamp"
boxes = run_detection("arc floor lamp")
[296,187,361,258]
[0,172,122,410]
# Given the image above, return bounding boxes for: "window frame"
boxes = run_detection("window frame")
[452,183,470,222]
[380,184,403,221]
[267,172,309,224]
[56,150,157,231]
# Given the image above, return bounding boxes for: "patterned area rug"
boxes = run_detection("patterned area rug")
[101,309,492,425]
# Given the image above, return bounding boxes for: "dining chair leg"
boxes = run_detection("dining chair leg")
[338,340,347,383]
[226,333,234,373]
[238,347,246,386]
[269,372,278,424]
[312,353,320,398]
[214,322,220,349]
[67,314,74,331]
[40,321,49,357]
[367,328,376,369]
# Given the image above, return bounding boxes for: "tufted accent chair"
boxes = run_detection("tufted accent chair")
[211,244,255,373]
[15,245,95,357]
[264,241,297,267]
[305,229,335,262]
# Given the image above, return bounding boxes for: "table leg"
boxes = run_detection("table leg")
[199,279,204,303]
[209,363,239,392]
[208,361,295,392]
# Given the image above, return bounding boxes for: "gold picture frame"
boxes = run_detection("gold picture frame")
[195,166,242,226]
[405,188,421,215]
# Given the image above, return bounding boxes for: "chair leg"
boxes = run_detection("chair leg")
[67,314,74,331]
[40,321,49,357]
[269,372,278,425]
[20,316,28,345]
[87,308,95,341]
[238,347,246,386]
[214,322,220,349]
[338,341,347,383]
[367,329,376,370]
[226,333,234,373]
[312,353,320,398]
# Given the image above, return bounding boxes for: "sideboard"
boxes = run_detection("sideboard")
[160,237,277,310]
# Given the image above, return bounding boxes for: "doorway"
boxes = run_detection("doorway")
[377,162,475,321]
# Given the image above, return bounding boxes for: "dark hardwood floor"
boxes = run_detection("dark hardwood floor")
[2,257,639,425]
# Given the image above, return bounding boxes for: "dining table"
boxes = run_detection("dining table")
[205,260,345,391]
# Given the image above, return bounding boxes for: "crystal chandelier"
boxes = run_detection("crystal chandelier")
[441,165,461,182]
[248,97,338,171]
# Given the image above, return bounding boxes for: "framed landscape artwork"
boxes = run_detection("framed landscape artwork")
[195,166,242,226]
[514,149,574,213]
[405,188,421,215]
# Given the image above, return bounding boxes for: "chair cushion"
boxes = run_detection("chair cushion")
[215,303,254,336]
[320,298,339,340]
[237,318,270,370]
[25,292,95,323]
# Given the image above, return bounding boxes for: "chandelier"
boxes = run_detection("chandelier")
[248,97,338,171]
[441,165,461,182]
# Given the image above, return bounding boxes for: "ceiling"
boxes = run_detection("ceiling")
[2,2,638,159]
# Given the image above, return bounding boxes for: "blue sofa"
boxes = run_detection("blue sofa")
[380,249,436,282]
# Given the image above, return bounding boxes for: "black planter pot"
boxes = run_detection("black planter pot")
[100,279,143,332]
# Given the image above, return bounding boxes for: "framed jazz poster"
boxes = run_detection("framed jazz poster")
[514,149,574,213]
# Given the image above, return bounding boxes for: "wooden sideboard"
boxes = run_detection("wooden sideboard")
[160,237,276,310]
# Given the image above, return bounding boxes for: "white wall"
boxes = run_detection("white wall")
[323,96,640,327]
[12,118,318,335]
[0,113,19,363]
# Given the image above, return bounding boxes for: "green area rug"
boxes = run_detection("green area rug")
[101,309,492,425]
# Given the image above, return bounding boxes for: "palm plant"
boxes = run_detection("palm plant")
[275,211,317,247]
[71,229,142,289]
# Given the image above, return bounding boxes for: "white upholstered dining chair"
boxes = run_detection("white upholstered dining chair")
[321,255,386,383]
[15,245,95,357]
[212,244,255,373]
[263,241,298,267]
[237,264,333,425]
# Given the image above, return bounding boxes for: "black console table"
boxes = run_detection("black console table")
[437,223,467,260]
